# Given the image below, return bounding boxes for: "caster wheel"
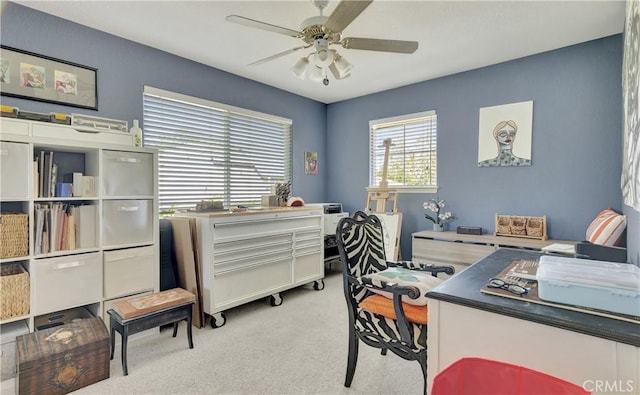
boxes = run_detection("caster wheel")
[313,280,325,291]
[269,293,283,306]
[210,312,226,328]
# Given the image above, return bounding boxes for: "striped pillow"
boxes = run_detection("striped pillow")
[586,209,627,246]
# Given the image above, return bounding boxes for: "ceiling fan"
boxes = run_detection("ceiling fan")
[226,0,418,86]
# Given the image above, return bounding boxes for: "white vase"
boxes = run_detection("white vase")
[432,223,444,232]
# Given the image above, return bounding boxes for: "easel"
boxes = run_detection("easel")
[366,138,399,213]
[365,138,402,261]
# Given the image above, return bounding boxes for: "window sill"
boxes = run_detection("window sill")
[367,186,438,194]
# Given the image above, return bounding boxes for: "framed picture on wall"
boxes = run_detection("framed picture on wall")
[478,101,533,167]
[305,151,318,175]
[0,45,98,110]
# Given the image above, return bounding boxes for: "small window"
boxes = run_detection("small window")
[143,86,292,213]
[369,110,437,192]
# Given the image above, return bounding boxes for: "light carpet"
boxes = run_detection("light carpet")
[70,269,424,394]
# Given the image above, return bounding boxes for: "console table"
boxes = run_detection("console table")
[425,248,639,394]
[412,230,576,273]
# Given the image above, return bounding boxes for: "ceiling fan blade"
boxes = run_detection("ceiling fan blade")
[324,0,373,33]
[248,45,312,66]
[341,37,418,54]
[226,15,302,38]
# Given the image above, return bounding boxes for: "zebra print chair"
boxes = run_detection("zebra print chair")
[336,211,454,395]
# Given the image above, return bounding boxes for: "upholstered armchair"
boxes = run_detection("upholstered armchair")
[336,211,454,395]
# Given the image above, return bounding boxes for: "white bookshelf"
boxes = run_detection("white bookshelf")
[0,117,159,381]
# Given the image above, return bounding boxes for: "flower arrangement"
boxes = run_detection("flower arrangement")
[423,198,455,226]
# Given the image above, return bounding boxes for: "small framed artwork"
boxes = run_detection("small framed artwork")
[304,151,318,175]
[0,45,98,110]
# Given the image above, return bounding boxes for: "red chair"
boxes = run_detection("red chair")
[431,358,590,395]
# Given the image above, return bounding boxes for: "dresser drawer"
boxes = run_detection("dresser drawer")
[104,246,155,299]
[101,150,153,197]
[213,258,292,308]
[412,238,494,266]
[0,141,30,199]
[102,200,153,246]
[31,252,102,315]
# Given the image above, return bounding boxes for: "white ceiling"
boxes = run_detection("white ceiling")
[14,0,626,104]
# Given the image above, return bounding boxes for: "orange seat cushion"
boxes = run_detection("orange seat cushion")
[359,294,428,325]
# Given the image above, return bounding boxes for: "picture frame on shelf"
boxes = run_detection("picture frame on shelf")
[0,45,98,110]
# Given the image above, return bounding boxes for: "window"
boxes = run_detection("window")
[369,110,437,192]
[143,86,292,213]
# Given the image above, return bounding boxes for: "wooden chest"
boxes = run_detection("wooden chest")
[16,317,110,395]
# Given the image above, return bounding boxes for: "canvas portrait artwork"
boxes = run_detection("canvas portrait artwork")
[478,101,533,167]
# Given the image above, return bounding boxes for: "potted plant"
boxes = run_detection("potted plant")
[423,198,455,232]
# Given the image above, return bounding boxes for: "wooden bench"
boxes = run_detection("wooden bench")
[107,288,195,375]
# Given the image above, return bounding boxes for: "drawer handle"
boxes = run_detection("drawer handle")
[214,216,321,227]
[74,127,100,134]
[115,157,141,163]
[296,250,321,257]
[55,261,82,270]
[106,253,151,262]
[118,206,140,212]
[215,258,286,276]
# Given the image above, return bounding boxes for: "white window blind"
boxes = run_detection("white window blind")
[143,86,292,212]
[369,110,437,191]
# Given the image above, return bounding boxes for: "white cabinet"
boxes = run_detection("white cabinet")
[412,230,576,274]
[0,118,159,343]
[179,208,324,327]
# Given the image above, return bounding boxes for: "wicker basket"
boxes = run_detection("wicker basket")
[1,263,30,320]
[0,213,28,259]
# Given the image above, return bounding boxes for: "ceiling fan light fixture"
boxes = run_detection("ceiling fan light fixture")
[309,65,326,83]
[291,57,310,79]
[332,51,352,78]
[313,49,334,67]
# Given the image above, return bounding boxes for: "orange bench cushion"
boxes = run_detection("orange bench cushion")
[359,294,428,325]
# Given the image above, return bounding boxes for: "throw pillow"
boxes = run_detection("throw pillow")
[586,208,627,246]
[359,294,428,325]
[361,266,444,306]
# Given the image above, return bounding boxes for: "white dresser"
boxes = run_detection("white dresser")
[177,207,324,328]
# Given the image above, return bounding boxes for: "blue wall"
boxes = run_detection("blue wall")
[326,35,626,257]
[0,2,327,202]
[2,3,636,263]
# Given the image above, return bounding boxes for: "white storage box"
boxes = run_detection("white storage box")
[102,199,153,246]
[1,320,29,381]
[104,246,155,298]
[0,142,30,199]
[537,255,640,316]
[31,252,102,315]
[101,150,154,197]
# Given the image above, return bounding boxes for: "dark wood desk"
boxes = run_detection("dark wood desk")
[108,302,194,376]
[425,248,639,394]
